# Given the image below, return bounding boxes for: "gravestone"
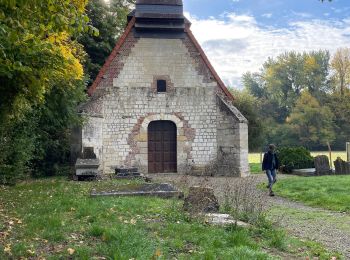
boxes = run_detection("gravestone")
[75,147,99,180]
[183,186,220,213]
[334,157,350,175]
[314,155,331,175]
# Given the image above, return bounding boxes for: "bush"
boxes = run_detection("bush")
[277,146,314,173]
[223,177,268,224]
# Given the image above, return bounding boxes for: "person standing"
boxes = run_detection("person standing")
[262,144,280,196]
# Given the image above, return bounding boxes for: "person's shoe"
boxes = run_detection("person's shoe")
[269,191,275,197]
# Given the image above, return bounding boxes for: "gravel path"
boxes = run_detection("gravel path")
[151,174,350,259]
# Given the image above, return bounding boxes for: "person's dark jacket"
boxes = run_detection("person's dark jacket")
[262,151,280,171]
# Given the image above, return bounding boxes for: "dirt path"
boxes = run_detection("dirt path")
[151,174,350,259]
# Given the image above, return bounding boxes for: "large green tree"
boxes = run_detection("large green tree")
[0,0,91,121]
[287,91,335,149]
[242,50,342,150]
[0,0,91,184]
[243,50,330,123]
[325,93,350,149]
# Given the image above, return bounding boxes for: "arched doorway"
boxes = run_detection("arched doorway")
[148,121,177,173]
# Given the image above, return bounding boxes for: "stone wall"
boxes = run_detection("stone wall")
[82,116,103,161]
[81,34,249,176]
[216,96,249,177]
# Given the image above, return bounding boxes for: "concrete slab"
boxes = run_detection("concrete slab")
[204,213,249,227]
[90,183,183,199]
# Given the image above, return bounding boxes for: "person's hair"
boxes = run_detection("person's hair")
[268,144,276,151]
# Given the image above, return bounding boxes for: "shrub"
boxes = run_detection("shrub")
[223,177,268,224]
[277,146,314,173]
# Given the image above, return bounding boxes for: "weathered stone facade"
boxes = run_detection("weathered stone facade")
[79,6,249,177]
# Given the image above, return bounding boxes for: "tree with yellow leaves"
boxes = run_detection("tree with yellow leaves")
[331,47,350,96]
[0,0,95,183]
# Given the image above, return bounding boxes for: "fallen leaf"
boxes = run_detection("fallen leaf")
[26,249,35,255]
[130,219,137,225]
[4,244,11,254]
[154,249,162,257]
[67,248,75,255]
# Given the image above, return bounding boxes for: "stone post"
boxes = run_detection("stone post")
[347,142,350,162]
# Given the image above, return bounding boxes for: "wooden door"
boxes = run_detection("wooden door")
[148,121,177,173]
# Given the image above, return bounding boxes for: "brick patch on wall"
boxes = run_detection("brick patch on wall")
[105,34,139,87]
[181,35,215,84]
[174,112,196,160]
[151,75,175,94]
[125,113,154,166]
[125,112,196,166]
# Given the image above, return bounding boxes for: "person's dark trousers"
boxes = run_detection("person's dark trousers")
[266,169,276,191]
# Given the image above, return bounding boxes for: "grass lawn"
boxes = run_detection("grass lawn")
[274,175,350,212]
[250,163,262,174]
[0,177,340,259]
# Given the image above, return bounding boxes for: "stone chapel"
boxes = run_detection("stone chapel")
[78,0,249,177]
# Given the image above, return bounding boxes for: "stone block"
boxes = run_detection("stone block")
[314,155,331,175]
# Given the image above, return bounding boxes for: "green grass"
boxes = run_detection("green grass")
[0,178,272,259]
[250,163,262,174]
[274,175,350,212]
[0,177,339,259]
[249,151,347,164]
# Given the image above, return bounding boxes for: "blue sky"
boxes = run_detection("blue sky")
[182,0,350,87]
[184,0,350,25]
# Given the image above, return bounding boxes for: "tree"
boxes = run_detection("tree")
[287,91,335,149]
[242,72,266,99]
[325,92,350,149]
[0,0,91,184]
[244,51,330,123]
[0,0,92,121]
[79,0,134,85]
[231,90,265,151]
[331,47,350,95]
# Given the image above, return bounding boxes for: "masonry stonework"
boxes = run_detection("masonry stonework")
[80,13,249,177]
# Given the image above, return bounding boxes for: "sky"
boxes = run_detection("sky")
[182,0,350,88]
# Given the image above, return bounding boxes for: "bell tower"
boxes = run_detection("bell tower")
[129,0,186,38]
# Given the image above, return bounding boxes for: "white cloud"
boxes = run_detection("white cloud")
[262,13,273,18]
[185,12,350,88]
